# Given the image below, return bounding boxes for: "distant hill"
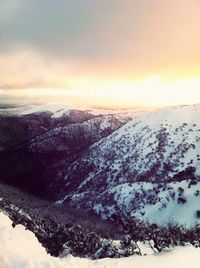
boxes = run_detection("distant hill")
[0,104,200,227]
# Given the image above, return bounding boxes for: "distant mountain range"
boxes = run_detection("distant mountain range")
[0,104,200,227]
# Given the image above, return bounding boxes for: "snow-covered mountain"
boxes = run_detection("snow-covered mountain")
[54,104,200,227]
[0,104,132,197]
[0,103,200,227]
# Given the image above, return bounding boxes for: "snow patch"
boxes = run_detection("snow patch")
[0,212,200,268]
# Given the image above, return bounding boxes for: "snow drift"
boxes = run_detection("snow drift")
[0,212,200,268]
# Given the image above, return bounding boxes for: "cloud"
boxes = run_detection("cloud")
[0,0,134,59]
[1,0,199,62]
[0,79,54,90]
[0,0,200,93]
[0,49,74,90]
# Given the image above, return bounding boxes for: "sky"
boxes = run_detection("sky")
[1,0,200,108]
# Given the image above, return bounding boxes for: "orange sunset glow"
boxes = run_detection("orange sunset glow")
[1,0,200,107]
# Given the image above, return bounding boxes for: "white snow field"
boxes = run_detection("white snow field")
[0,102,149,118]
[0,212,200,268]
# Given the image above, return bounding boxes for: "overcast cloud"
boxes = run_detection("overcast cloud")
[0,0,200,106]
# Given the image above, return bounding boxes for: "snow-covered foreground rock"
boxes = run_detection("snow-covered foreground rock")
[0,212,200,268]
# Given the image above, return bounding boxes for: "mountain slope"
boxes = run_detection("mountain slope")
[0,106,131,198]
[1,104,200,226]
[55,105,200,226]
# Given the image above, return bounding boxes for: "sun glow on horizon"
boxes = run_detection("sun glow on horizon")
[2,75,200,108]
[1,0,200,107]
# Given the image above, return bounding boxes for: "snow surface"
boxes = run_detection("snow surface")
[0,103,149,119]
[0,103,72,117]
[0,212,200,268]
[56,104,200,226]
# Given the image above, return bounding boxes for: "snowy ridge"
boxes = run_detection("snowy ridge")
[0,104,132,198]
[0,102,149,119]
[1,103,200,227]
[56,104,200,226]
[27,115,125,154]
[0,103,72,117]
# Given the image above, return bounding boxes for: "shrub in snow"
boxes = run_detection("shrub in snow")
[120,216,200,253]
[1,189,200,259]
[194,190,200,197]
[195,211,200,219]
[177,197,187,205]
